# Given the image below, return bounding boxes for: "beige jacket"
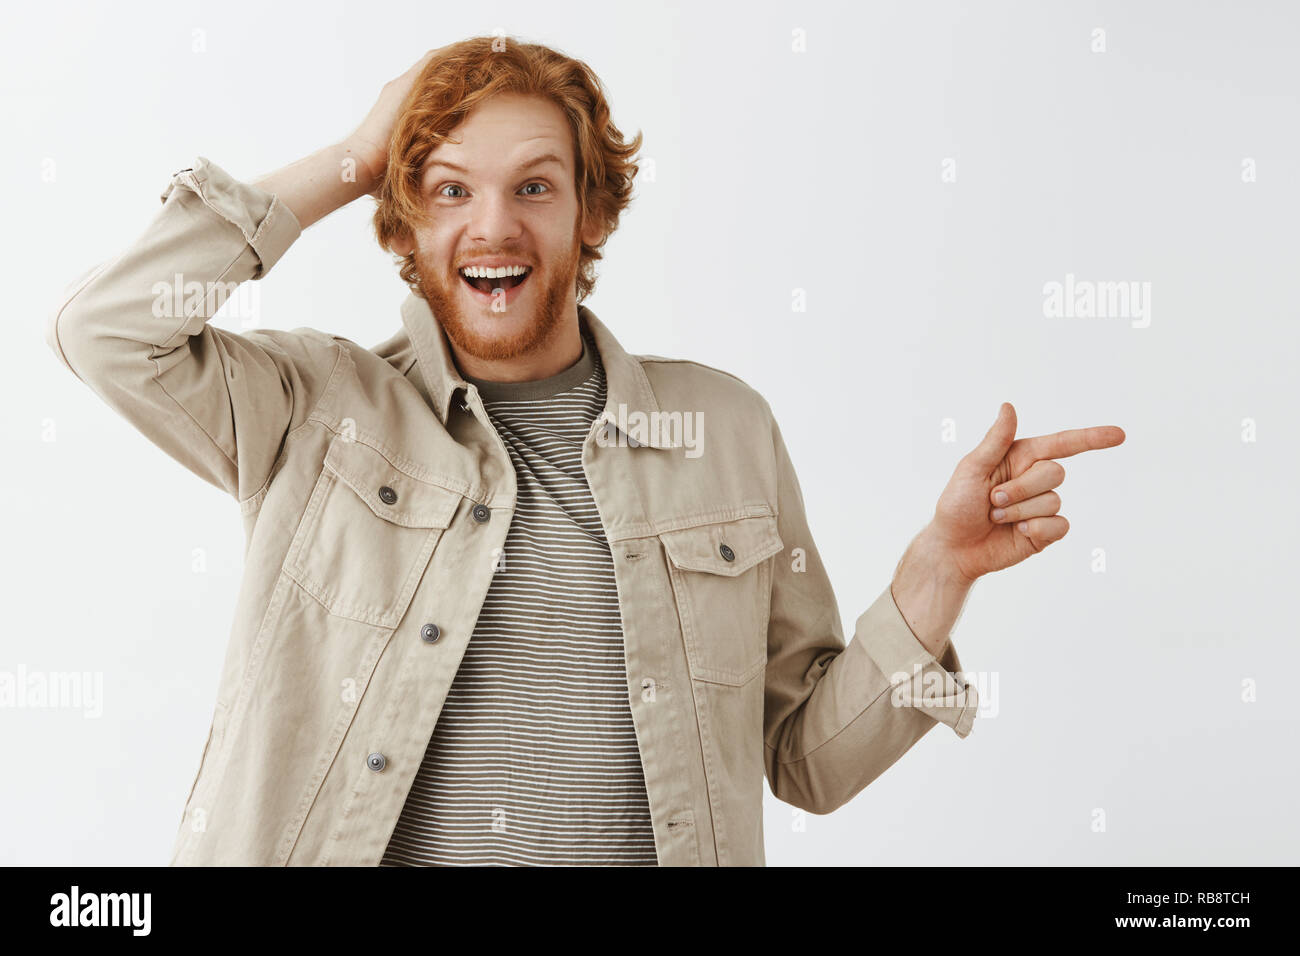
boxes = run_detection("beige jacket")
[45,156,978,866]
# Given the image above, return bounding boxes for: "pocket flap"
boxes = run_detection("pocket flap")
[660,513,784,576]
[323,437,461,529]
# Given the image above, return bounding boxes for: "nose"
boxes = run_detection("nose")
[467,190,524,246]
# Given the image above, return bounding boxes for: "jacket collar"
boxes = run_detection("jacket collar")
[397,291,674,448]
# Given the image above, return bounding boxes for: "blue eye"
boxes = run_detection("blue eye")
[436,182,548,199]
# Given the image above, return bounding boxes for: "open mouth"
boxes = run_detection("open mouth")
[459,265,533,296]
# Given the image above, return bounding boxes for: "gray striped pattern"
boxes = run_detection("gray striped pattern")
[379,329,658,866]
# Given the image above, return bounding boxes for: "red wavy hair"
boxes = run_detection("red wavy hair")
[372,36,643,303]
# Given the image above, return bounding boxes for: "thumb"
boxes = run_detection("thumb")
[965,402,1017,472]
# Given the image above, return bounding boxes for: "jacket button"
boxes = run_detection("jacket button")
[378,486,398,505]
[421,623,441,643]
[719,543,735,562]
[367,752,387,772]
[472,503,490,523]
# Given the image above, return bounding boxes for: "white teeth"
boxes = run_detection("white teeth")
[460,264,530,279]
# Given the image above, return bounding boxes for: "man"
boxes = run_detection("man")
[45,36,1125,866]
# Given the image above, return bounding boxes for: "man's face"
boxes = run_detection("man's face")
[392,92,602,364]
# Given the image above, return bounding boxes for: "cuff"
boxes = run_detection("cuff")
[159,156,302,277]
[852,584,979,738]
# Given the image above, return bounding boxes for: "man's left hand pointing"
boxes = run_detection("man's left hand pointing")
[929,402,1126,585]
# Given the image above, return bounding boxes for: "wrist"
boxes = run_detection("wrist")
[890,524,975,658]
[339,138,385,191]
[912,522,977,589]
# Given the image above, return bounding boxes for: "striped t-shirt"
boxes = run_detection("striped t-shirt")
[379,325,658,866]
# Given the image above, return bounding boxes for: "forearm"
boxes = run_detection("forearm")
[251,139,380,231]
[890,523,974,658]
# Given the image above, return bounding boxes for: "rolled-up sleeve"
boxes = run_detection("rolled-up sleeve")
[46,156,340,505]
[157,159,300,277]
[854,583,979,737]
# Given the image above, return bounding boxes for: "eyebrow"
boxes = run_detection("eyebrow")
[423,152,567,177]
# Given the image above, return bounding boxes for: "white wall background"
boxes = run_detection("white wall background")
[3,0,1296,865]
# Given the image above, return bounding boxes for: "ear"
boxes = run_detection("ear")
[390,231,415,257]
[580,212,604,248]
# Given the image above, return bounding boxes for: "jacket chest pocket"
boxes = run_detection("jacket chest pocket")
[284,436,463,629]
[659,513,784,686]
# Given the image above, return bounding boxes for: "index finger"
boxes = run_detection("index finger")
[1017,425,1126,462]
